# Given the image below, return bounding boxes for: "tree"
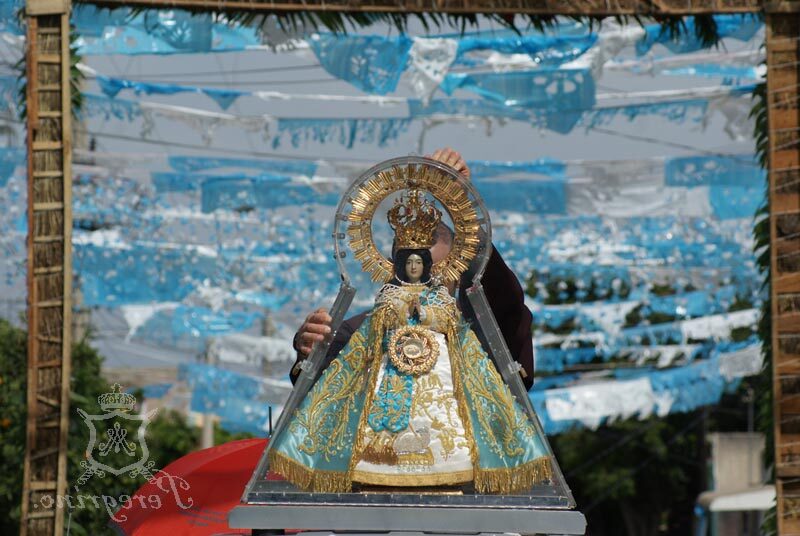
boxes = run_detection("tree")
[552,412,705,536]
[0,319,251,535]
[0,318,27,533]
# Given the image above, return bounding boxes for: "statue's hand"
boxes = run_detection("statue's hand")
[409,295,421,318]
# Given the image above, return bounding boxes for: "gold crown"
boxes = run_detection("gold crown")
[98,383,136,412]
[387,189,442,249]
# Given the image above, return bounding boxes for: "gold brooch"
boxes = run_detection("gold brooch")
[388,326,439,376]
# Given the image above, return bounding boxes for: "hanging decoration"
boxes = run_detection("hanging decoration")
[309,34,413,95]
[0,6,769,440]
[73,5,260,55]
[635,14,762,57]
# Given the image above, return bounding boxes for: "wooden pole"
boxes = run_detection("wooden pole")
[20,1,72,535]
[766,10,800,536]
[200,340,216,450]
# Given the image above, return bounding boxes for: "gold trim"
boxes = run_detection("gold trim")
[352,468,474,487]
[346,162,481,284]
[361,432,399,465]
[347,308,393,479]
[474,456,553,495]
[449,327,553,494]
[446,324,481,475]
[359,486,464,495]
[269,449,351,493]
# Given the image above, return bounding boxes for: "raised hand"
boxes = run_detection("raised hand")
[427,147,471,182]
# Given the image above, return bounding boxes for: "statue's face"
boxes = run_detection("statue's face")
[405,254,424,283]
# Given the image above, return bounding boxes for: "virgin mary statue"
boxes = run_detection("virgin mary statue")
[269,187,551,494]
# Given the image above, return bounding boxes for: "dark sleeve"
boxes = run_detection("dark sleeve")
[289,312,368,385]
[458,245,534,390]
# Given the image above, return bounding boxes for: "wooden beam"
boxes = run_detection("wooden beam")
[767,12,800,536]
[84,0,762,15]
[25,0,69,15]
[20,7,72,536]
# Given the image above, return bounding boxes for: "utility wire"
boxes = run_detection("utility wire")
[108,77,342,86]
[589,126,759,167]
[86,129,378,163]
[85,127,760,169]
[124,63,325,79]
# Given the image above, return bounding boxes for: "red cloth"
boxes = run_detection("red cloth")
[113,438,269,536]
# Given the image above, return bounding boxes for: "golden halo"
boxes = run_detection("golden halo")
[346,162,480,284]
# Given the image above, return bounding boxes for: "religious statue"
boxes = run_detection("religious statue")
[268,165,552,494]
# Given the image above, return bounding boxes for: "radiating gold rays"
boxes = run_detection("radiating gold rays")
[346,162,481,284]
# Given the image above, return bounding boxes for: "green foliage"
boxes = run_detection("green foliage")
[647,13,755,51]
[728,294,754,312]
[66,341,144,535]
[751,82,768,170]
[0,319,28,533]
[649,310,680,325]
[650,283,677,297]
[0,319,251,535]
[545,317,576,336]
[623,304,681,328]
[749,82,774,536]
[553,412,706,536]
[78,3,729,47]
[749,77,772,470]
[525,273,631,304]
[730,326,756,343]
[70,24,85,120]
[97,2,535,37]
[624,304,643,327]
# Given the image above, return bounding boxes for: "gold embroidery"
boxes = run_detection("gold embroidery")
[375,285,457,333]
[411,372,467,461]
[437,426,461,461]
[458,329,534,459]
[268,450,350,493]
[388,373,407,396]
[347,307,395,480]
[397,448,435,467]
[388,325,439,375]
[290,330,368,462]
[446,324,481,476]
[360,431,398,465]
[276,279,551,495]
[474,456,553,495]
[448,327,552,493]
[351,468,474,487]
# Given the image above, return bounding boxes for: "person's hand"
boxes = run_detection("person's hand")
[428,147,470,182]
[295,307,332,357]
